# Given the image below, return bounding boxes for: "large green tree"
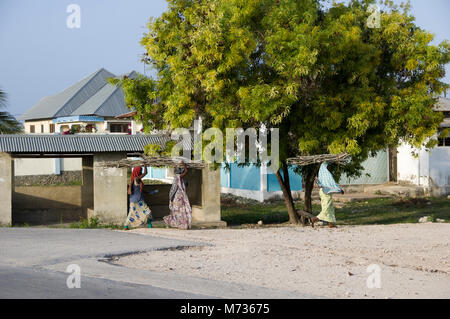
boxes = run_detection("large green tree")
[0,88,22,134]
[123,0,449,224]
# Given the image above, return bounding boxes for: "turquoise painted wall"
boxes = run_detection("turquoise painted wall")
[267,166,303,192]
[229,163,260,190]
[220,164,229,187]
[151,167,166,179]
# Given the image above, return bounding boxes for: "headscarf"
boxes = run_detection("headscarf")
[317,162,342,194]
[130,166,144,192]
[169,167,185,202]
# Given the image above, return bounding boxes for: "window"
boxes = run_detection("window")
[41,125,44,133]
[110,123,131,134]
[29,125,35,133]
[49,124,55,133]
[438,137,450,147]
[438,129,450,147]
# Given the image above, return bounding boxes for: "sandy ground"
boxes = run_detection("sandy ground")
[115,223,450,299]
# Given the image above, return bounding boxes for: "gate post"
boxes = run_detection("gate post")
[0,152,13,225]
[93,152,127,224]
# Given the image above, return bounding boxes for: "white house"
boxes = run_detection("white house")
[16,68,141,176]
[397,97,450,196]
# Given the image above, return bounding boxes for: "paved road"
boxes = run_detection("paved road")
[0,264,208,299]
[0,228,210,298]
[0,227,200,267]
[0,228,318,298]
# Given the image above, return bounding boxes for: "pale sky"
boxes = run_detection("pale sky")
[0,0,449,118]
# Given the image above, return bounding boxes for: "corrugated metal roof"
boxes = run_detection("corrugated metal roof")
[19,68,134,121]
[0,134,171,154]
[71,84,123,116]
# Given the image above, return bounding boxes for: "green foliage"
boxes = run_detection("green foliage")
[144,140,177,157]
[109,74,160,134]
[0,88,23,134]
[129,0,449,181]
[70,217,100,229]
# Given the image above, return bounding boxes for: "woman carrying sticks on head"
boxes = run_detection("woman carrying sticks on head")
[311,162,344,228]
[123,166,153,230]
[164,161,192,230]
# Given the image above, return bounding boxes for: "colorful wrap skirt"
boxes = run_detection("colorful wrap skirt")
[164,175,192,230]
[124,200,152,228]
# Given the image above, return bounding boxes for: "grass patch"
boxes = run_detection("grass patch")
[222,197,450,226]
[221,201,321,226]
[335,197,450,225]
[69,217,122,229]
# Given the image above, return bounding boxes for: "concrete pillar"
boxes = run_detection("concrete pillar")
[93,152,127,224]
[0,153,13,225]
[81,156,94,218]
[192,166,226,227]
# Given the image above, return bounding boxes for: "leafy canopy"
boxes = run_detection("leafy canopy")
[125,0,449,174]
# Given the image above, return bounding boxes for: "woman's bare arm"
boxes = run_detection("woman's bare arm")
[138,166,148,179]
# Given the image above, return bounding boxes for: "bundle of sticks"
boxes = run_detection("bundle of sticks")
[96,156,206,169]
[286,153,350,166]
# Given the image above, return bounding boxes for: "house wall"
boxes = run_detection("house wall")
[397,143,450,195]
[24,120,54,133]
[429,147,450,192]
[397,144,431,187]
[339,150,388,185]
[220,151,388,202]
[14,158,82,176]
[17,117,138,176]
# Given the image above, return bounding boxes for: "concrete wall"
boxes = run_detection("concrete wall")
[192,167,225,227]
[340,150,389,185]
[60,158,82,171]
[92,152,127,224]
[14,158,82,176]
[7,155,224,227]
[13,186,83,225]
[429,147,450,195]
[0,153,13,225]
[397,143,450,195]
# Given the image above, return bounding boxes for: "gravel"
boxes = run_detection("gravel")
[115,223,450,299]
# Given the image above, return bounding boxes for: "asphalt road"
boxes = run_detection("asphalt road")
[0,228,317,298]
[0,228,210,298]
[0,264,208,299]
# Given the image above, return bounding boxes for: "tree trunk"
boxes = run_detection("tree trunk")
[275,166,301,225]
[302,163,321,215]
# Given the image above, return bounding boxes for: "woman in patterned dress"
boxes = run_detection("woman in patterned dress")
[123,166,153,230]
[164,162,192,230]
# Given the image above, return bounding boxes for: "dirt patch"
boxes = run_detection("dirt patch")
[115,224,450,299]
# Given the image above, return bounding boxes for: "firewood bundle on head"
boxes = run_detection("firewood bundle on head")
[95,156,206,169]
[286,153,350,166]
